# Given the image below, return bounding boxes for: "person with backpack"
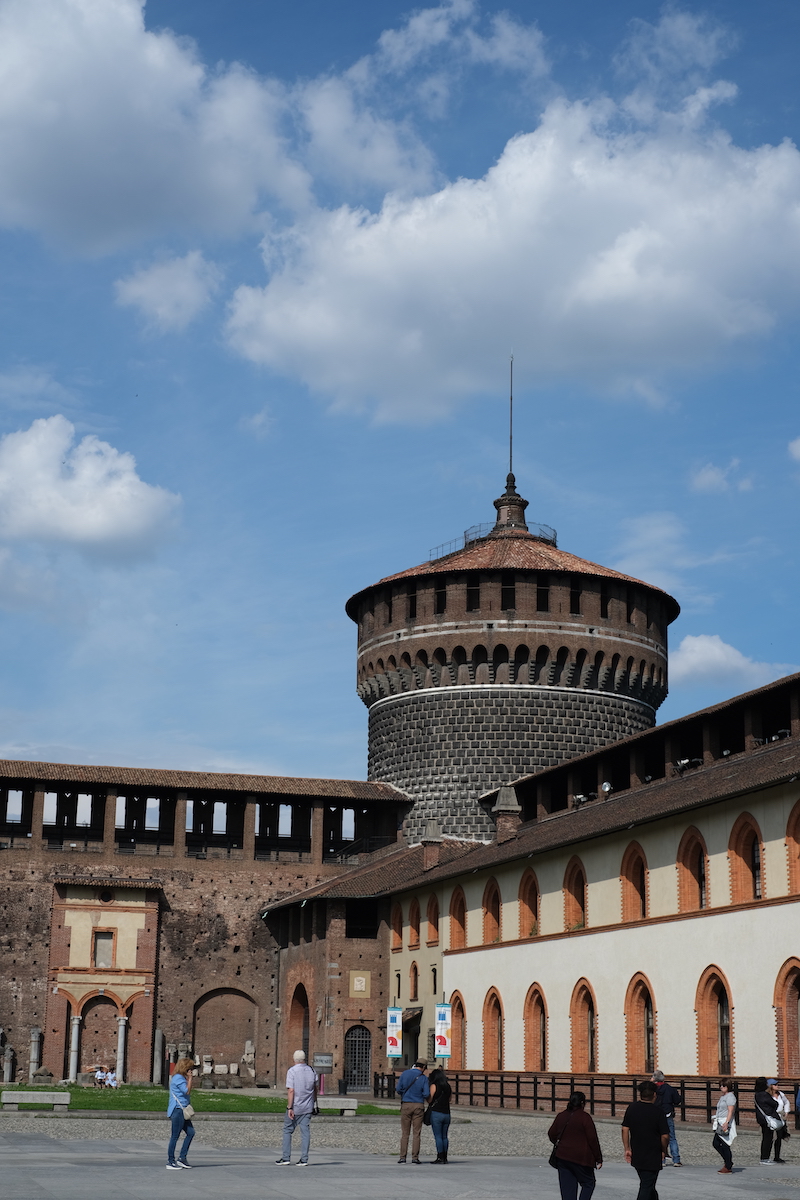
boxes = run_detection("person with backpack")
[651,1070,682,1167]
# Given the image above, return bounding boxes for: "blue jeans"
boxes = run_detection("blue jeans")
[665,1115,680,1163]
[167,1108,195,1163]
[430,1110,450,1155]
[282,1111,312,1162]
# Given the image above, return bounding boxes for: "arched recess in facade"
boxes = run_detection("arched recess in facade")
[518,869,539,938]
[450,991,466,1070]
[449,886,467,950]
[774,957,800,1076]
[343,1024,372,1091]
[624,973,657,1076]
[523,983,547,1072]
[79,993,125,1071]
[569,978,598,1073]
[694,966,733,1076]
[193,987,259,1068]
[482,987,504,1071]
[728,811,765,904]
[786,798,800,894]
[620,842,648,922]
[287,983,311,1061]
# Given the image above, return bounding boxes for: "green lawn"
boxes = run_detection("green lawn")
[1,1084,395,1115]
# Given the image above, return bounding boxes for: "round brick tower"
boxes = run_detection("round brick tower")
[346,475,680,840]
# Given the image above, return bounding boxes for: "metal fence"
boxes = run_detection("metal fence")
[374,1070,800,1129]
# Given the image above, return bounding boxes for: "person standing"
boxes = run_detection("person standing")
[768,1079,791,1164]
[427,1067,452,1164]
[621,1080,669,1200]
[166,1057,196,1170]
[276,1050,318,1166]
[396,1059,430,1164]
[712,1079,737,1174]
[754,1076,780,1165]
[548,1091,603,1200]
[651,1070,681,1167]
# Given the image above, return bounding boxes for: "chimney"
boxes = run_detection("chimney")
[492,785,522,843]
[422,818,442,870]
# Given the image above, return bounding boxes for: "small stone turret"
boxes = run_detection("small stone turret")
[346,478,679,841]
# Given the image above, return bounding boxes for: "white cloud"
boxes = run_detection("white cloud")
[788,437,800,462]
[115,251,222,332]
[237,407,274,440]
[227,84,800,420]
[0,366,74,410]
[689,457,752,493]
[0,0,311,251]
[669,633,798,690]
[0,415,179,558]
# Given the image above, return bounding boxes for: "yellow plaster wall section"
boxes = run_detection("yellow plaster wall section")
[63,908,146,970]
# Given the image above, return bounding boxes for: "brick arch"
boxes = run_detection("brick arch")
[482,877,501,943]
[79,994,122,1071]
[518,868,539,938]
[408,897,421,948]
[426,894,439,945]
[676,826,709,911]
[569,978,598,1072]
[482,987,505,1070]
[450,991,466,1069]
[449,886,466,950]
[553,646,570,685]
[533,644,550,683]
[620,841,648,922]
[523,984,548,1071]
[564,855,587,930]
[773,957,800,1076]
[624,973,657,1075]
[787,798,800,894]
[695,965,733,1075]
[194,987,260,1067]
[390,902,403,951]
[728,811,765,903]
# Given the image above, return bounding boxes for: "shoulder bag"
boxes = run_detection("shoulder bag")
[756,1101,784,1131]
[182,1103,195,1119]
[549,1111,575,1168]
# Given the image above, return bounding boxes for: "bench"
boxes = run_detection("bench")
[2,1090,71,1113]
[316,1096,358,1117]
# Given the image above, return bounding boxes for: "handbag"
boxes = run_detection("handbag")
[756,1102,783,1131]
[422,1104,432,1126]
[549,1110,575,1168]
[182,1103,195,1119]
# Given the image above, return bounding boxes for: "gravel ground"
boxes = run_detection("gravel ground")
[0,1108,792,1169]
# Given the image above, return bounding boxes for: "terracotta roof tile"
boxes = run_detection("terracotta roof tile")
[0,757,407,802]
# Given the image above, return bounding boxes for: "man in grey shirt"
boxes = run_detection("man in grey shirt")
[276,1050,319,1166]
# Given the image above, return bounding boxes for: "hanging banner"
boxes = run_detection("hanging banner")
[435,1003,452,1058]
[386,1007,403,1057]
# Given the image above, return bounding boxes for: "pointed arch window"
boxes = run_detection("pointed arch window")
[408,898,420,948]
[482,878,501,943]
[518,870,539,938]
[390,903,403,951]
[621,843,648,922]
[729,813,765,904]
[677,828,709,912]
[449,887,466,950]
[564,858,587,930]
[426,894,439,945]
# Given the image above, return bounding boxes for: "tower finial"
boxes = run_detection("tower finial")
[509,353,513,480]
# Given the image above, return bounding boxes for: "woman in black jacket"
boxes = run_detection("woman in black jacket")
[754,1076,780,1165]
[548,1091,603,1200]
[427,1067,452,1164]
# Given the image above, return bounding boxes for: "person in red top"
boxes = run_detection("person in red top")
[548,1091,603,1200]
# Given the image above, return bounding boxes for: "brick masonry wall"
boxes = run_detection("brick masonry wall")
[368,686,655,841]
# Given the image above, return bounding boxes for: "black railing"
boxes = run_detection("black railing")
[374,1070,800,1129]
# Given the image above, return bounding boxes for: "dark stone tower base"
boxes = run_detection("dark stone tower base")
[368,686,655,841]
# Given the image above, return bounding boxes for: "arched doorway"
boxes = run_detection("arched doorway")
[344,1025,372,1091]
[288,984,311,1061]
[80,996,120,1071]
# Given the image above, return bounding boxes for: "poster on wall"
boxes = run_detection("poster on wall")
[435,1003,451,1058]
[386,1007,402,1057]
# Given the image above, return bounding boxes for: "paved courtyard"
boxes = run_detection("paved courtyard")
[1,1111,799,1200]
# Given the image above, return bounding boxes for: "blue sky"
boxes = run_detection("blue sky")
[0,0,798,779]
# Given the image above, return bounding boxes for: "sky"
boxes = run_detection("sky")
[0,0,799,780]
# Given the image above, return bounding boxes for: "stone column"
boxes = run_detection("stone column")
[174,793,187,858]
[28,1026,42,1081]
[29,790,45,850]
[116,1016,128,1082]
[3,1044,15,1083]
[310,800,324,865]
[152,1028,164,1086]
[103,789,117,858]
[243,797,256,861]
[68,1015,81,1083]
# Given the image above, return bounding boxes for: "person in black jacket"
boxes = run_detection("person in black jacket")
[651,1070,682,1166]
[549,1091,602,1200]
[754,1076,780,1165]
[427,1068,452,1164]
